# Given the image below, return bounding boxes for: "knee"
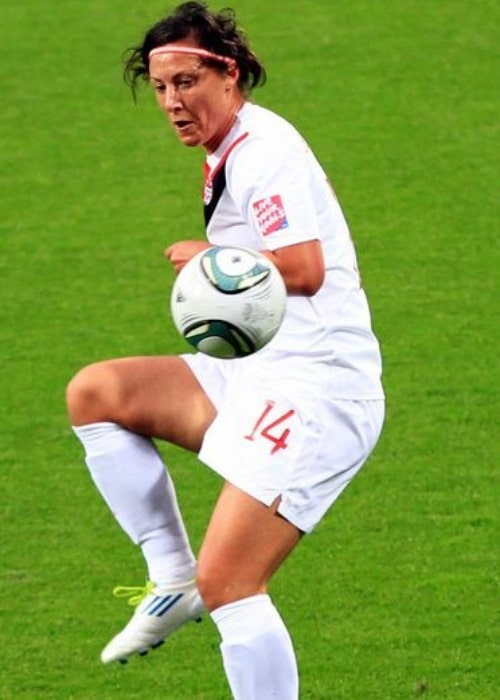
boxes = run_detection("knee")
[195,566,226,612]
[196,562,265,612]
[66,362,119,425]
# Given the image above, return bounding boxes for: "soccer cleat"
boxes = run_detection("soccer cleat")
[100,579,205,664]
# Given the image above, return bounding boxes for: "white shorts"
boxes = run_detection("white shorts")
[182,352,385,533]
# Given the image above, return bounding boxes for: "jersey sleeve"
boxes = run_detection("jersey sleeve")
[225,134,322,251]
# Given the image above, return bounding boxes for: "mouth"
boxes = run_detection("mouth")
[173,119,195,134]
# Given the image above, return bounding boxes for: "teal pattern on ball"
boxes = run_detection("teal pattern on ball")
[184,319,256,357]
[200,247,270,294]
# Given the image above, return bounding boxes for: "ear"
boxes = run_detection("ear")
[225,59,240,86]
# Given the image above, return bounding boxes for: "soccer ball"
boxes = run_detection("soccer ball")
[170,246,287,358]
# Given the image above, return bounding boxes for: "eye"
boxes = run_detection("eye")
[151,79,165,92]
[175,72,200,90]
[177,78,195,89]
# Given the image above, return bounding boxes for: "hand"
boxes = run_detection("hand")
[165,240,212,273]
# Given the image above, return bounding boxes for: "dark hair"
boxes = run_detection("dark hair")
[124,1,266,97]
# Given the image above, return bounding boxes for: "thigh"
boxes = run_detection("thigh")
[67,355,216,452]
[196,482,302,610]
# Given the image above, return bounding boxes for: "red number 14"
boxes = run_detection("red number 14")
[244,400,295,454]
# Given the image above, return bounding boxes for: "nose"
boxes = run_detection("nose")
[162,85,181,113]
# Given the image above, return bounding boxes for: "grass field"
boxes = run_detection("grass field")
[1,0,498,698]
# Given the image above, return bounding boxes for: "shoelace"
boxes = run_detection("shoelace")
[112,581,155,607]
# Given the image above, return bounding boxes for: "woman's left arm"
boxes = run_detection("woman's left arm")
[166,238,325,296]
[261,239,325,296]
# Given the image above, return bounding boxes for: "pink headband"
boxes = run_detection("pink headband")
[148,46,233,65]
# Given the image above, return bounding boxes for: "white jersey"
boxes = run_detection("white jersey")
[203,102,384,399]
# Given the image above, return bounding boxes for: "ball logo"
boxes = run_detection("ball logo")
[252,195,289,236]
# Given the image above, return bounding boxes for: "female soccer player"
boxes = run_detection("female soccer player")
[66,2,385,698]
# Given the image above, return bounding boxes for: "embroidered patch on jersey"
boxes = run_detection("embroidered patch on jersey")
[252,195,289,236]
[203,178,213,205]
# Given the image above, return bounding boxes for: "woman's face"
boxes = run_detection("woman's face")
[149,43,242,153]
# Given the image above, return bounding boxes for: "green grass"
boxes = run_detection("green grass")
[1,0,498,698]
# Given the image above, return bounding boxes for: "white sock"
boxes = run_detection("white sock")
[72,422,196,586]
[211,594,299,700]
